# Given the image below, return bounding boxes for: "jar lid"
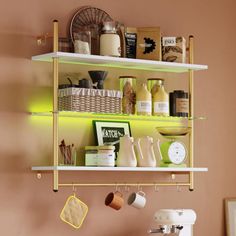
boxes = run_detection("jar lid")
[97,145,115,151]
[102,21,117,33]
[174,90,185,93]
[119,76,136,79]
[85,146,98,151]
[147,78,164,85]
[147,78,164,80]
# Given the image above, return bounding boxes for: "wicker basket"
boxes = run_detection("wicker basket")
[58,87,122,114]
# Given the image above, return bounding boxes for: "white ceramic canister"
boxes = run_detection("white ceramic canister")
[100,21,121,57]
[97,145,115,167]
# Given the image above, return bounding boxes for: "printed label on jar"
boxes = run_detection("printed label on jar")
[176,98,189,113]
[162,37,176,46]
[154,102,169,114]
[137,101,151,113]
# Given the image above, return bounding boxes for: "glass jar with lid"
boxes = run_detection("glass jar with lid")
[100,21,121,57]
[119,76,136,114]
[147,78,164,98]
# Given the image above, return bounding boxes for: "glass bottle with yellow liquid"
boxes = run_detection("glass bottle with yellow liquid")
[152,79,169,116]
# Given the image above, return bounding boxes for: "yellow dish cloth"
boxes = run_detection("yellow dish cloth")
[60,194,88,229]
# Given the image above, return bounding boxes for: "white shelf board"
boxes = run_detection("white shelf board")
[31,166,208,172]
[32,52,208,73]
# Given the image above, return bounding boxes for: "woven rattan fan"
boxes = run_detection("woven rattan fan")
[70,6,113,55]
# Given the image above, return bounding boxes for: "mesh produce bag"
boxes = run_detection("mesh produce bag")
[60,194,88,229]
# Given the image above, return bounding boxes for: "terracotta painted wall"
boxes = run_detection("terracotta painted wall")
[0,0,236,235]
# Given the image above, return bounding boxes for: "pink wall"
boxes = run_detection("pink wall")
[0,0,236,235]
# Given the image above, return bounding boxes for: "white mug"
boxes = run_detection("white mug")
[127,191,146,209]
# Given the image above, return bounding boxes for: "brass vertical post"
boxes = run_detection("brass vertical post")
[53,20,59,192]
[189,35,194,191]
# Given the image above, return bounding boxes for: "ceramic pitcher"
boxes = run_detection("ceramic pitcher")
[135,136,156,167]
[116,135,137,167]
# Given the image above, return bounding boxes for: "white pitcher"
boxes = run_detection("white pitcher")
[116,135,137,167]
[135,136,156,167]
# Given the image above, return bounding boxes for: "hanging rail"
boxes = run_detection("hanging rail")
[58,182,191,187]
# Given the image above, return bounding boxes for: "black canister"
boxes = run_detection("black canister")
[169,90,189,117]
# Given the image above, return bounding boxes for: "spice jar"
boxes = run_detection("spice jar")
[136,83,152,116]
[100,21,121,57]
[152,79,169,116]
[119,76,136,114]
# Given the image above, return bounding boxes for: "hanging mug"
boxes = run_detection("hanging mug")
[105,191,124,210]
[127,191,146,209]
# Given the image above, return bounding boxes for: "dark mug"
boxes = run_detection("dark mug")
[79,78,91,88]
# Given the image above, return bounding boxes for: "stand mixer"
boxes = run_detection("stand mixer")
[148,209,196,236]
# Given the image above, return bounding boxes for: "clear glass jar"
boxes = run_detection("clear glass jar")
[119,76,136,114]
[73,31,91,54]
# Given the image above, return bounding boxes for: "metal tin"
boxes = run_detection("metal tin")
[169,90,189,117]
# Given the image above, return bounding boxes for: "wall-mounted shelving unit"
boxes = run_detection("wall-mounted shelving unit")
[31,20,208,192]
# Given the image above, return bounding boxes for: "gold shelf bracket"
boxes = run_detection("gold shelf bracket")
[53,20,59,192]
[188,35,194,191]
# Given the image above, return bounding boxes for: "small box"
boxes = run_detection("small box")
[136,27,162,61]
[125,27,137,58]
[162,37,186,63]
